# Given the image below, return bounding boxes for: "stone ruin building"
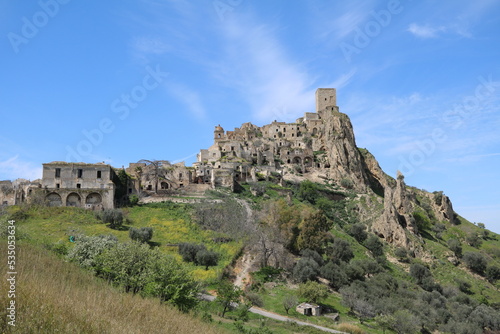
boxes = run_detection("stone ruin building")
[2,88,352,209]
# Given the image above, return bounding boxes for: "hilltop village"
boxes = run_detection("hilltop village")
[2,88,358,210]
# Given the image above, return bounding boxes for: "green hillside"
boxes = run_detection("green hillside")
[2,179,500,333]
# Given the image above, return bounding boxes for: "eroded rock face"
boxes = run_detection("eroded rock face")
[372,186,410,248]
[431,193,455,223]
[321,112,369,192]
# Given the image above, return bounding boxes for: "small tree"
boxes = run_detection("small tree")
[466,233,482,248]
[283,295,298,314]
[486,265,500,283]
[348,223,368,243]
[297,281,329,304]
[97,209,124,229]
[328,238,354,263]
[195,250,219,270]
[129,227,153,243]
[292,257,320,282]
[392,310,420,334]
[320,261,348,289]
[216,280,242,318]
[409,263,431,284]
[364,235,384,257]
[447,238,462,258]
[375,314,395,334]
[178,243,206,263]
[463,252,487,275]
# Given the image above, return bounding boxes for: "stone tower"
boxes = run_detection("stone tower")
[214,124,225,142]
[315,88,337,112]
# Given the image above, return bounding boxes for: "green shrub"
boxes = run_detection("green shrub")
[66,234,118,269]
[292,257,319,282]
[364,235,384,257]
[129,194,139,206]
[463,252,487,275]
[348,223,368,242]
[96,209,124,229]
[129,226,154,243]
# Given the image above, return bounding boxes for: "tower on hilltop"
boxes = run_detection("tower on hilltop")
[315,88,337,112]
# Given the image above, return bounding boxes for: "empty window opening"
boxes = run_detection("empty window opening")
[55,168,61,178]
[128,188,132,194]
[76,184,81,189]
[147,185,152,190]
[77,169,83,178]
[56,183,60,189]
[231,146,234,151]
[97,171,102,178]
[179,173,183,179]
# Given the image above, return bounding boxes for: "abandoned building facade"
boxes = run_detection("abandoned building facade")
[1,88,345,209]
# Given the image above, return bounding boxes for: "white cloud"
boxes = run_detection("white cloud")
[165,83,207,120]
[407,23,444,38]
[0,155,42,181]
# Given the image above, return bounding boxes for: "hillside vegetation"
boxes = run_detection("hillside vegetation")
[0,242,226,334]
[2,175,500,333]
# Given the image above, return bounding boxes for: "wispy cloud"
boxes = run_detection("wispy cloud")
[165,83,207,120]
[407,23,445,39]
[0,155,42,181]
[445,152,500,163]
[132,36,171,55]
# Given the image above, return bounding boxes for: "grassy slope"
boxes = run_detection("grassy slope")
[0,242,226,334]
[11,204,242,282]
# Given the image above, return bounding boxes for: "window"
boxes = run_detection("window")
[56,183,60,189]
[55,168,61,178]
[128,188,132,194]
[97,171,102,178]
[179,173,183,179]
[77,169,83,178]
[76,184,81,189]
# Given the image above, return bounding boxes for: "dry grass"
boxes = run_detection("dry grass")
[337,323,365,334]
[0,243,226,334]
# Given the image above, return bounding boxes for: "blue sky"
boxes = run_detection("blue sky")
[1,0,499,232]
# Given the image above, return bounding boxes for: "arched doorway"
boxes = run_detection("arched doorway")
[66,193,81,207]
[86,193,102,207]
[46,192,62,207]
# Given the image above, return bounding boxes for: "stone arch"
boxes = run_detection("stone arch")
[304,156,313,167]
[293,157,302,164]
[66,192,81,207]
[86,193,102,205]
[46,192,62,207]
[160,182,169,190]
